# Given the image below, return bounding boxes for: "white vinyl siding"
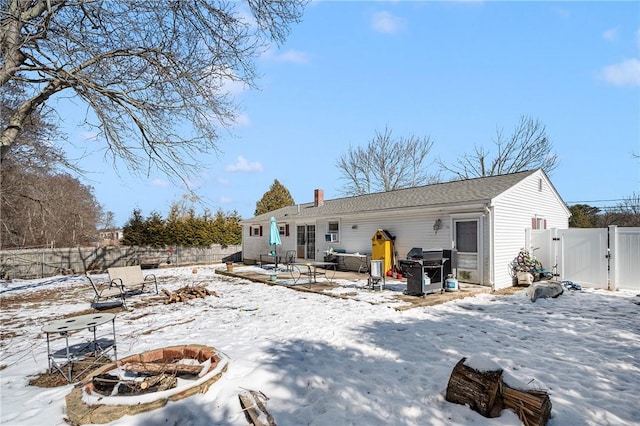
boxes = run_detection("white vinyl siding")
[240,170,570,287]
[491,170,570,289]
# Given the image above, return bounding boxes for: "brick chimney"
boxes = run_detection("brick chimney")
[314,189,324,207]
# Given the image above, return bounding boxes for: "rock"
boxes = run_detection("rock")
[526,282,564,302]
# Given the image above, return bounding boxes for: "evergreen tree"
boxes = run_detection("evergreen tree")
[145,212,167,248]
[122,209,145,245]
[255,179,295,216]
[212,209,242,247]
[569,205,600,228]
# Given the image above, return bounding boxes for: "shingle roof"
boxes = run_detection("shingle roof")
[247,169,539,222]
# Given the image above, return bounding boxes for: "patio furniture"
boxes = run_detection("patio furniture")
[42,313,117,382]
[86,273,126,308]
[107,265,158,295]
[290,261,337,288]
[332,252,369,273]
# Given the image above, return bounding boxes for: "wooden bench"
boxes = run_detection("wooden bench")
[108,265,159,296]
[138,255,162,269]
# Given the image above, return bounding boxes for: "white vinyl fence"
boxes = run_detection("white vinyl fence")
[527,226,640,291]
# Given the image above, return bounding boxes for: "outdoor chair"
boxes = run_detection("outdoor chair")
[284,250,297,271]
[367,259,385,291]
[86,272,127,308]
[107,265,159,295]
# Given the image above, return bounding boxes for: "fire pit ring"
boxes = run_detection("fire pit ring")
[65,344,228,425]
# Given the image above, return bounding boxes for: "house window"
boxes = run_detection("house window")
[325,221,339,242]
[250,225,262,237]
[532,217,547,230]
[278,224,286,235]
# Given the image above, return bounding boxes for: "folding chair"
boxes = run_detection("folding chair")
[367,259,385,291]
[284,250,297,271]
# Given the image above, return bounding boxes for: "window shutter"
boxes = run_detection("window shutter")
[531,218,537,229]
[544,219,547,230]
[259,226,263,236]
[249,227,253,236]
[285,224,290,236]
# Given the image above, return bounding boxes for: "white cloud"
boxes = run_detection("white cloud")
[225,155,263,172]
[600,58,640,87]
[372,11,405,34]
[150,178,170,187]
[231,112,251,128]
[602,27,618,42]
[219,196,233,204]
[262,47,309,64]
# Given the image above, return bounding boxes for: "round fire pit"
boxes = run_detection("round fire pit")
[65,344,228,425]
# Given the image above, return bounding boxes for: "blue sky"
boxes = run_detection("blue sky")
[60,1,639,227]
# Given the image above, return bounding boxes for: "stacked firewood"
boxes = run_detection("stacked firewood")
[446,357,552,426]
[161,286,218,303]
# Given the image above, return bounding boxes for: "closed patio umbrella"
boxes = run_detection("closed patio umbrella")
[269,217,281,269]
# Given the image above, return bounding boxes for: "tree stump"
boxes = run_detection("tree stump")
[445,357,552,425]
[445,358,503,418]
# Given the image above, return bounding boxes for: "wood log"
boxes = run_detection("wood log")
[239,393,265,426]
[502,384,551,426]
[162,286,216,303]
[123,362,204,376]
[445,358,503,418]
[92,374,120,394]
[239,390,277,426]
[92,374,177,395]
[249,390,276,426]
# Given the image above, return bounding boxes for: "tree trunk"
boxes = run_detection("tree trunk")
[445,358,503,418]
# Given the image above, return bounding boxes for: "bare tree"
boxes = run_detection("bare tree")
[337,127,439,196]
[1,80,103,248]
[600,193,640,227]
[1,166,102,248]
[1,0,306,182]
[440,116,559,179]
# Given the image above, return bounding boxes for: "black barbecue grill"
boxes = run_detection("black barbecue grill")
[400,248,457,296]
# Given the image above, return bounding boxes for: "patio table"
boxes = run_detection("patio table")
[290,261,337,288]
[42,313,117,382]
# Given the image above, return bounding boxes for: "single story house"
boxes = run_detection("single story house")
[241,169,570,290]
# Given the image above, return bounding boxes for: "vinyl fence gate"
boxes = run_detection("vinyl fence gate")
[527,225,640,291]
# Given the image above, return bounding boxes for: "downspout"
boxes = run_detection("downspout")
[485,204,495,290]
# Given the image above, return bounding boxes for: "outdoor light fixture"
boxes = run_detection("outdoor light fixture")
[433,218,442,233]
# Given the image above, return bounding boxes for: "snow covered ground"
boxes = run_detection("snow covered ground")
[1,264,638,426]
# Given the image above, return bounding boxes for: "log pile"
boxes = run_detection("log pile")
[92,372,177,395]
[446,357,551,426]
[161,286,218,303]
[91,359,208,396]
